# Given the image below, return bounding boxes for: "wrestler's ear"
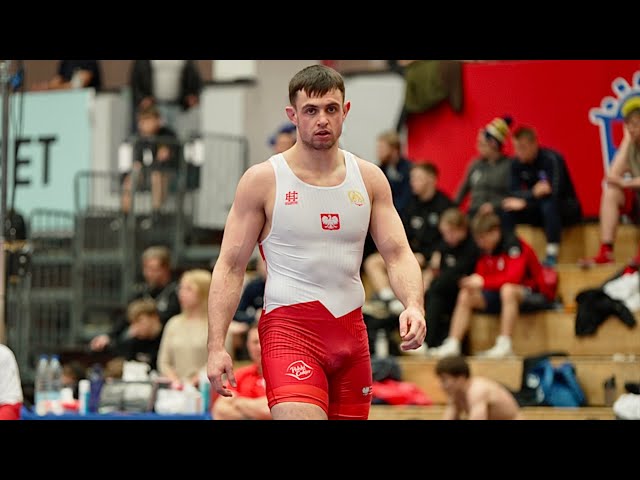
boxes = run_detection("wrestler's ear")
[285,106,297,125]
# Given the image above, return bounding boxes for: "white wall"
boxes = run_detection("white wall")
[340,72,405,163]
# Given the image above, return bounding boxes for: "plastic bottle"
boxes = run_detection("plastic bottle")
[34,354,50,416]
[48,354,64,415]
[78,379,91,416]
[199,370,211,416]
[88,363,105,414]
[375,329,389,358]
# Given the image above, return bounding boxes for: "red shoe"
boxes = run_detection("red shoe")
[578,247,614,268]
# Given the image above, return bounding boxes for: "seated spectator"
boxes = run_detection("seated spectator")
[130,60,203,134]
[212,322,271,420]
[362,129,414,264]
[89,245,180,354]
[0,344,23,420]
[454,116,513,221]
[113,298,165,372]
[227,257,266,360]
[424,207,479,349]
[436,355,523,420]
[157,269,211,388]
[502,125,582,267]
[31,60,102,92]
[364,162,453,317]
[268,122,297,154]
[581,97,640,266]
[119,104,181,223]
[427,211,555,359]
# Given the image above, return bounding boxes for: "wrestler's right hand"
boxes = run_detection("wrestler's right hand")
[207,348,237,397]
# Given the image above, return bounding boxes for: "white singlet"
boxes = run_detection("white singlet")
[260,150,371,318]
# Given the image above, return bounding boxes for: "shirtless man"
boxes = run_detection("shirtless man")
[435,355,523,420]
[206,64,426,420]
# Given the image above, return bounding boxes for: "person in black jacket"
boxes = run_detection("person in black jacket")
[423,207,479,349]
[502,125,582,267]
[120,104,181,220]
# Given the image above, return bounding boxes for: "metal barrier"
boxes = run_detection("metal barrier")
[6,131,248,380]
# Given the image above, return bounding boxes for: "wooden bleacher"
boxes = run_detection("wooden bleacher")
[368,222,640,420]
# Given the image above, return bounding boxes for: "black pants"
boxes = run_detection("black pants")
[425,278,459,348]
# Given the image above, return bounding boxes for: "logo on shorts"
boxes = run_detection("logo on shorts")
[348,190,365,206]
[321,213,340,230]
[362,386,373,396]
[285,191,299,205]
[590,71,640,173]
[285,360,313,380]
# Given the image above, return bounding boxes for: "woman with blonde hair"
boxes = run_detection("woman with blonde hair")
[157,268,211,387]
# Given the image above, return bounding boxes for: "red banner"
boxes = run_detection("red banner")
[406,60,640,218]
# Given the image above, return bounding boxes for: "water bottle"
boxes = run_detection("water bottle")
[48,355,64,415]
[34,354,50,416]
[199,370,211,416]
[78,379,91,416]
[604,375,617,407]
[88,364,105,414]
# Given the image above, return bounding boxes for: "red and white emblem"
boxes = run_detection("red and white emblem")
[320,213,340,230]
[285,191,299,205]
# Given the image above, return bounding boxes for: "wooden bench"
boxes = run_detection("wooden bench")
[396,356,640,406]
[368,404,616,420]
[468,310,640,356]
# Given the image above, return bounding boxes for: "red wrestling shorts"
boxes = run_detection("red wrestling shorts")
[258,301,372,420]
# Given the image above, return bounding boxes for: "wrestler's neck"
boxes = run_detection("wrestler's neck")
[286,143,344,173]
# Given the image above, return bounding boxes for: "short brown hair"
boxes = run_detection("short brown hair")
[435,355,470,378]
[412,162,439,177]
[142,246,172,269]
[440,207,468,230]
[513,125,538,142]
[289,64,345,106]
[126,298,159,323]
[471,211,501,236]
[377,130,401,151]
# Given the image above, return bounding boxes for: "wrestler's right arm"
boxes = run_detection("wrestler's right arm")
[207,163,270,397]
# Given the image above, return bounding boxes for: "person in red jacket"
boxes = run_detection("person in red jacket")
[427,211,554,359]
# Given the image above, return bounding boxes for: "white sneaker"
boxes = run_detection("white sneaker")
[477,335,514,358]
[426,337,460,358]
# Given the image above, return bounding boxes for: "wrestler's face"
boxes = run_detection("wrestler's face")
[286,88,350,151]
[438,373,464,396]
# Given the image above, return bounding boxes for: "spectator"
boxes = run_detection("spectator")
[89,245,180,354]
[424,207,479,349]
[436,355,523,420]
[212,322,271,420]
[427,211,555,359]
[227,257,266,360]
[503,125,582,266]
[130,60,203,133]
[376,130,414,217]
[0,344,23,420]
[581,97,640,266]
[31,60,102,92]
[269,122,297,154]
[454,116,513,220]
[157,268,211,388]
[363,162,453,317]
[113,298,165,372]
[119,104,181,223]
